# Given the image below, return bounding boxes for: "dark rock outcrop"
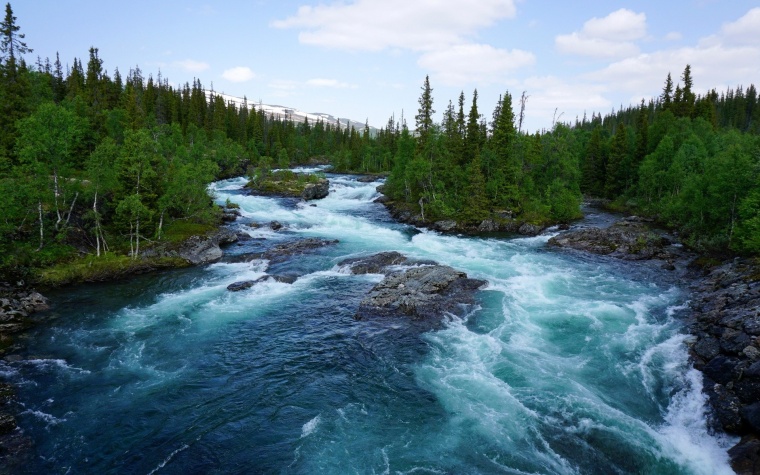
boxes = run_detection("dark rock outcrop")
[0,285,49,342]
[685,258,760,472]
[338,251,409,274]
[227,274,297,291]
[356,264,487,326]
[301,178,329,200]
[547,218,674,260]
[262,238,339,264]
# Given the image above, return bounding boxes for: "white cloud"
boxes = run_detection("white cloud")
[274,1,531,87]
[172,59,210,73]
[273,0,516,52]
[590,44,760,96]
[665,32,682,41]
[306,78,357,89]
[418,43,535,86]
[721,7,760,45]
[519,76,611,131]
[222,66,256,83]
[556,9,646,59]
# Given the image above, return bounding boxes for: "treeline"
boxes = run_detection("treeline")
[573,65,760,254]
[0,3,374,276]
[382,67,760,254]
[381,77,584,225]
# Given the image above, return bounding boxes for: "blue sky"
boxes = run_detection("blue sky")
[14,0,760,132]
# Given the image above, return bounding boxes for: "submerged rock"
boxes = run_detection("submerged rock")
[356,265,486,324]
[227,274,297,292]
[262,238,339,264]
[338,251,408,274]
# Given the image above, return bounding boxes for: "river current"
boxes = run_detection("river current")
[2,171,737,474]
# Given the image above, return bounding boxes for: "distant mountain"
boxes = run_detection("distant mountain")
[204,90,376,133]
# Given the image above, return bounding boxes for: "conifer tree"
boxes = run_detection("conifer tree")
[415,75,435,151]
[661,73,673,111]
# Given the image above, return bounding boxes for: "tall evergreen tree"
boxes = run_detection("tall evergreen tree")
[415,75,435,151]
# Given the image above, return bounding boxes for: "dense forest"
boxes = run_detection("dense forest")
[383,71,760,255]
[1,2,759,283]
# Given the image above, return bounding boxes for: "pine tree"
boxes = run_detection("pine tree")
[0,2,31,68]
[415,75,435,151]
[661,73,673,111]
[464,89,481,164]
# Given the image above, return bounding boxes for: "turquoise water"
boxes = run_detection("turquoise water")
[2,172,735,474]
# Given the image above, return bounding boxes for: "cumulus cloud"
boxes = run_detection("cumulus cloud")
[273,0,516,52]
[588,8,760,100]
[721,7,760,45]
[556,9,646,59]
[274,1,531,87]
[519,76,611,131]
[173,59,210,73]
[418,43,535,86]
[665,32,682,41]
[306,78,357,88]
[222,66,256,83]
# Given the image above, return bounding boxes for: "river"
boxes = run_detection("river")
[1,171,736,474]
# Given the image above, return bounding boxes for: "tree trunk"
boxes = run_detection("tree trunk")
[37,201,44,251]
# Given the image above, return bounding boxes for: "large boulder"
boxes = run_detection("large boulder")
[178,229,238,265]
[301,178,330,200]
[357,265,486,324]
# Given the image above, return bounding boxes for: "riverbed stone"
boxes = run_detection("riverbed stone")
[338,252,408,274]
[356,265,487,324]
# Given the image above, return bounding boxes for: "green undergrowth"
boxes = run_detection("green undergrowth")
[36,253,189,287]
[246,170,323,196]
[162,221,218,244]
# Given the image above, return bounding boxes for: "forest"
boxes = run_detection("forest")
[1,2,759,283]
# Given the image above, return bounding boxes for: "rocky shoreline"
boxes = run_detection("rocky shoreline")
[0,284,50,472]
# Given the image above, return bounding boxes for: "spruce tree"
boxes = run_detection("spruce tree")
[415,75,435,151]
[0,2,31,67]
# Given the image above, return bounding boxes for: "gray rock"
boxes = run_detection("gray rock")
[357,265,487,324]
[263,238,339,264]
[227,274,297,291]
[338,252,408,274]
[434,220,457,232]
[694,336,721,360]
[548,221,671,260]
[518,223,544,236]
[478,220,498,232]
[178,229,238,265]
[269,221,283,231]
[728,435,760,475]
[705,381,745,433]
[743,403,760,433]
[302,178,329,200]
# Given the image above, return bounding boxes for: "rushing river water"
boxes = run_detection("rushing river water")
[2,171,737,474]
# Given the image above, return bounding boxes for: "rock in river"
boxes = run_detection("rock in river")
[356,264,487,324]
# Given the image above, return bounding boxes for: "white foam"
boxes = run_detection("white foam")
[301,414,321,438]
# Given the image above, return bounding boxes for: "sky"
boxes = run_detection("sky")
[12,0,760,132]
